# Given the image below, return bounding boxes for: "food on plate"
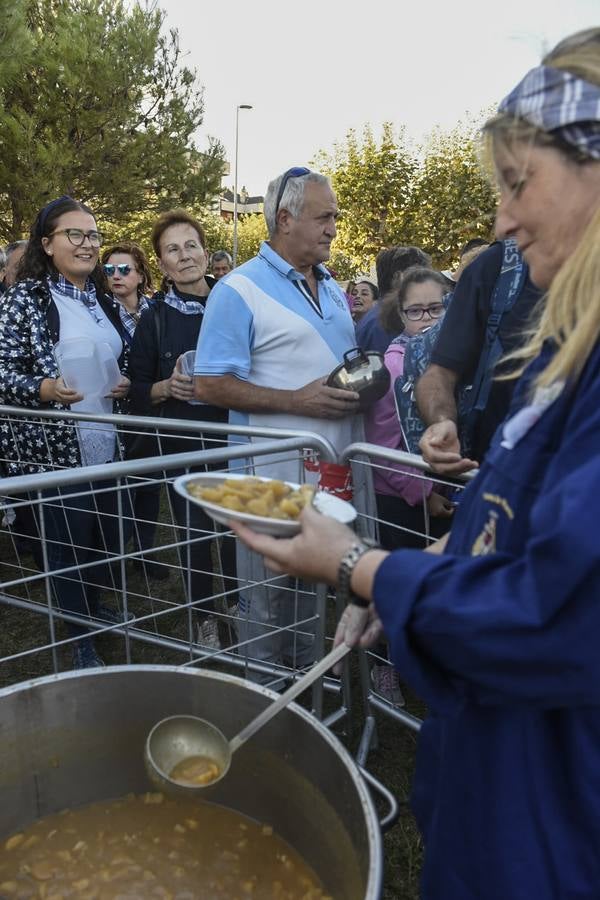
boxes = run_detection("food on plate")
[187,477,315,520]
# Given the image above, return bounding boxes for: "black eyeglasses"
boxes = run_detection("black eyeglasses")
[51,228,104,248]
[403,303,445,321]
[104,263,133,276]
[274,166,311,213]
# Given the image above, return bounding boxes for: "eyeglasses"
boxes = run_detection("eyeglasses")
[402,303,445,321]
[274,166,311,213]
[103,263,133,276]
[51,228,104,248]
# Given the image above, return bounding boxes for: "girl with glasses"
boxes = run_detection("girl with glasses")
[364,266,454,705]
[0,196,132,670]
[366,266,454,550]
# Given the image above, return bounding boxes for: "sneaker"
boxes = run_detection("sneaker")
[196,616,222,651]
[72,639,105,669]
[94,604,135,626]
[370,664,405,707]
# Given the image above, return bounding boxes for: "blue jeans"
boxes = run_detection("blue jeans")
[29,480,132,637]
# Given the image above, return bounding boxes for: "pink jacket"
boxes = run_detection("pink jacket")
[364,338,433,505]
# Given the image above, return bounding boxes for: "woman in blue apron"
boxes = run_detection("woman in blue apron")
[231,28,600,899]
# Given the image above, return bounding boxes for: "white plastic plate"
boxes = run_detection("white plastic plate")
[172,472,357,537]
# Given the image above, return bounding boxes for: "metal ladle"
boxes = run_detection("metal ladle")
[144,641,352,793]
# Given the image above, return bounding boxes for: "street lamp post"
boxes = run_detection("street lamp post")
[233,103,253,268]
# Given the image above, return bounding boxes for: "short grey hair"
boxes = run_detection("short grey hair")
[5,240,27,261]
[263,170,330,237]
[0,249,6,269]
[211,249,232,267]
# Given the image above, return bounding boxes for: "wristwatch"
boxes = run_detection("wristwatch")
[337,538,380,607]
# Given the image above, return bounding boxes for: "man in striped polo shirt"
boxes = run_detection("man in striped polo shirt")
[194,168,366,684]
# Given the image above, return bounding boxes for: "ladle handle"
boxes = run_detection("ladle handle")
[229,642,352,755]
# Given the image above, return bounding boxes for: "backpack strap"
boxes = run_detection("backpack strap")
[458,239,528,456]
[394,324,443,455]
[469,238,527,414]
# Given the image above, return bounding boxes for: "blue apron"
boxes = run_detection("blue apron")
[374,339,600,899]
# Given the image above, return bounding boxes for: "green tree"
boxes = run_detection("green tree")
[314,123,417,278]
[0,0,31,90]
[314,119,498,277]
[405,123,497,269]
[0,0,226,240]
[236,213,268,264]
[202,213,232,258]
[199,211,267,267]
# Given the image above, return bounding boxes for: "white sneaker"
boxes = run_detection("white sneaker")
[196,616,222,651]
[370,664,405,707]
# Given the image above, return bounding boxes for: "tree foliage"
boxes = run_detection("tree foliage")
[315,121,498,277]
[314,123,416,276]
[0,0,226,240]
[202,211,268,266]
[404,124,497,265]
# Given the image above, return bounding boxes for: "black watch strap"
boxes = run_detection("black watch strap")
[337,539,379,607]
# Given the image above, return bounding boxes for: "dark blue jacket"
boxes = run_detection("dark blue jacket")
[374,339,600,898]
[354,303,394,354]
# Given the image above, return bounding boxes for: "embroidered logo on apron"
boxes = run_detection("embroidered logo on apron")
[471,510,498,556]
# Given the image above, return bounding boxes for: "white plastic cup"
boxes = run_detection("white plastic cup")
[180,350,204,405]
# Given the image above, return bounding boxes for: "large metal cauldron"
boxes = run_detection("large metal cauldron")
[0,666,385,898]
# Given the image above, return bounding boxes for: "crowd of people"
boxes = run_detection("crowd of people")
[0,124,560,682]
[0,24,599,898]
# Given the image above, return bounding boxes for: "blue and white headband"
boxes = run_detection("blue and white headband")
[498,65,600,160]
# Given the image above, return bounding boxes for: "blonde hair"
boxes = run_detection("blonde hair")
[483,28,600,389]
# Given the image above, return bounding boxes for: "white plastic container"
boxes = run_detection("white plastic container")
[55,338,121,399]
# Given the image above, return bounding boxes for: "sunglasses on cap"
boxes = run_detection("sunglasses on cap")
[103,263,133,276]
[274,166,311,213]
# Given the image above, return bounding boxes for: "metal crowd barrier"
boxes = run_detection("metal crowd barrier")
[0,406,351,724]
[0,405,472,769]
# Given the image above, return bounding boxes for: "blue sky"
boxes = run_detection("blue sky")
[160,0,599,196]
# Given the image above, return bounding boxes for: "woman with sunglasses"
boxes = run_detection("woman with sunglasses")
[101,241,153,344]
[0,195,131,670]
